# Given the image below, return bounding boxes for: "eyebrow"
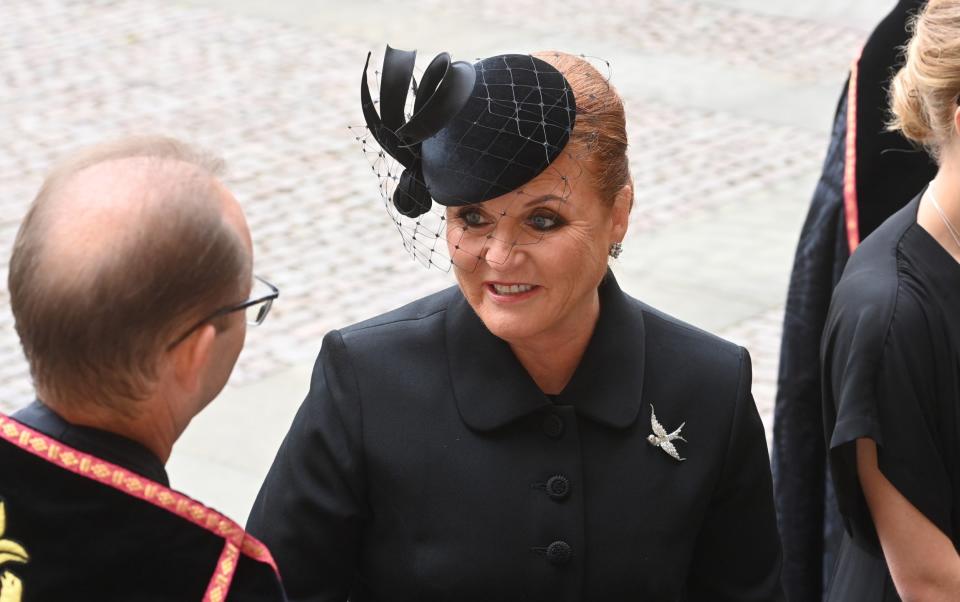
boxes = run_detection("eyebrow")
[453,194,567,214]
[521,194,566,208]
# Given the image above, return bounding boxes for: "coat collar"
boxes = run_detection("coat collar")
[446,271,646,431]
[12,400,170,486]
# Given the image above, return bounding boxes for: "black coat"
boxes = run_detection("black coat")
[248,273,782,601]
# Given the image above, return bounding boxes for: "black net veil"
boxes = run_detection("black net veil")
[351,46,614,273]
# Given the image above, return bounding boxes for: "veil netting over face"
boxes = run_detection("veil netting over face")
[351,45,613,273]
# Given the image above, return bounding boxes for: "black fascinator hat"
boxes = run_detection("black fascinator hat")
[361,46,577,218]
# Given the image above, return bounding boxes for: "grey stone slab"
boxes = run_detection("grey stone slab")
[707,0,891,30]
[166,361,314,523]
[617,174,814,333]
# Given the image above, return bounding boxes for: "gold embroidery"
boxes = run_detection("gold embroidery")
[203,542,239,602]
[0,414,280,586]
[0,500,28,602]
[59,451,78,468]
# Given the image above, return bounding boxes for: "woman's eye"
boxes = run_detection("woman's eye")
[458,210,488,227]
[528,214,560,231]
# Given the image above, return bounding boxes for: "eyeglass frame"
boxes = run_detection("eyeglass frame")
[167,275,279,350]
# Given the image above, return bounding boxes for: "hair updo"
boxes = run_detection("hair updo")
[889,0,960,160]
[533,51,631,204]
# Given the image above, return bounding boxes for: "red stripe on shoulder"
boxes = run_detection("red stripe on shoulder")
[204,540,241,602]
[0,414,279,588]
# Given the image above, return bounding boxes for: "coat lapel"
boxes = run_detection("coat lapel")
[446,291,551,431]
[556,272,645,429]
[446,271,646,432]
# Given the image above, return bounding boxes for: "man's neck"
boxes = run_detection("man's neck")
[41,395,181,464]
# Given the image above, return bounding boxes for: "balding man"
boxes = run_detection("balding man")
[0,137,285,601]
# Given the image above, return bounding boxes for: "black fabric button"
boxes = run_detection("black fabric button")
[546,475,570,500]
[542,413,564,439]
[546,540,572,566]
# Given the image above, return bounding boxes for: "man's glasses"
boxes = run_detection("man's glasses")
[167,275,279,350]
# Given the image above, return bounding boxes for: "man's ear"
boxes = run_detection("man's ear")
[171,324,216,394]
[609,182,633,243]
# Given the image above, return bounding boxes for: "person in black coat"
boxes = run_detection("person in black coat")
[248,48,782,601]
[772,2,936,599]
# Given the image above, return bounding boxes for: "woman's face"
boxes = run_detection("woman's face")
[447,151,630,345]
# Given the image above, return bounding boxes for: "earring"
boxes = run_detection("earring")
[609,242,623,259]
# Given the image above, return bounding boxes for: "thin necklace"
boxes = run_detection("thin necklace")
[927,186,960,253]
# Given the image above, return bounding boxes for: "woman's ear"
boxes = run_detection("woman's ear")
[609,182,633,243]
[170,324,216,395]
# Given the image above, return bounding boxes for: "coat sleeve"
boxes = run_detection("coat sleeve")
[686,348,785,601]
[246,330,367,602]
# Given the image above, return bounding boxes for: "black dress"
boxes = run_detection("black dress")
[822,194,960,601]
[0,402,285,601]
[248,272,783,601]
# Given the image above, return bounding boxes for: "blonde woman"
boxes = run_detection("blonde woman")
[822,1,960,599]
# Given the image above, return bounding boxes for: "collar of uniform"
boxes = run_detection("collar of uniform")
[13,400,170,486]
[446,270,645,431]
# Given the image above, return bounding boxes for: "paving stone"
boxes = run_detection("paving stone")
[416,0,865,83]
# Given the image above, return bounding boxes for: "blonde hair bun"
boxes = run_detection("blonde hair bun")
[889,65,936,143]
[888,0,960,159]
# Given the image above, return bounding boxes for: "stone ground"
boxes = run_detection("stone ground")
[0,0,892,523]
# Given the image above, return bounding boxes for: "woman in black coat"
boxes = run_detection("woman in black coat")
[248,47,782,601]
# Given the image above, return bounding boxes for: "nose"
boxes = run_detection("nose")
[480,234,519,269]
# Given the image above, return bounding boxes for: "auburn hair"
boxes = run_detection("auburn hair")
[535,51,632,204]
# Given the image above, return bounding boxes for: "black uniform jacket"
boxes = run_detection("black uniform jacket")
[0,402,285,601]
[248,273,782,601]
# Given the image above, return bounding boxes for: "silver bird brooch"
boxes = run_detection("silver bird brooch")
[647,404,687,462]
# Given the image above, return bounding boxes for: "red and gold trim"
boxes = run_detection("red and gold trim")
[0,414,278,597]
[843,53,863,254]
[204,541,241,602]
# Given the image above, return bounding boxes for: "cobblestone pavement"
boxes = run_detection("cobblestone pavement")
[420,0,865,83]
[0,0,879,470]
[627,105,825,233]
